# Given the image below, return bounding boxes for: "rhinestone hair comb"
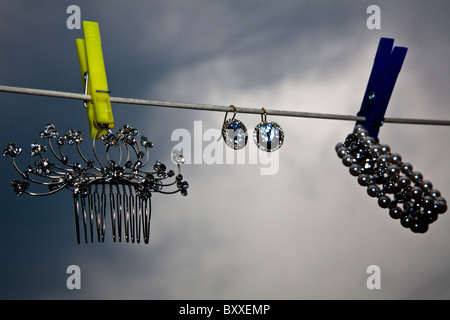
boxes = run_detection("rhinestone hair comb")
[3,123,188,244]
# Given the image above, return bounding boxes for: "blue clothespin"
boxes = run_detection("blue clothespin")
[357,38,408,139]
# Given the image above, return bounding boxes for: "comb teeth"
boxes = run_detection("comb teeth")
[73,183,151,244]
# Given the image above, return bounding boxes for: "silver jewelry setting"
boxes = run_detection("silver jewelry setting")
[253,108,284,152]
[221,105,248,150]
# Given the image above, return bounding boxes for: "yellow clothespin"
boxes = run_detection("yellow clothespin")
[76,21,114,139]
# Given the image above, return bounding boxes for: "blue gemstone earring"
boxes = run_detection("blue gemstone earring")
[253,108,284,152]
[221,105,248,150]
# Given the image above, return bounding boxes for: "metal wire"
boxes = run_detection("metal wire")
[1,84,450,126]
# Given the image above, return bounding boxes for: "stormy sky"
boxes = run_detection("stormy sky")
[0,0,449,299]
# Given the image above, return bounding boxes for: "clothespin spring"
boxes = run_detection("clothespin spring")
[83,72,89,109]
[82,71,111,109]
[82,71,113,130]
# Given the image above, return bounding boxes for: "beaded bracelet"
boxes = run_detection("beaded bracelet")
[336,125,447,233]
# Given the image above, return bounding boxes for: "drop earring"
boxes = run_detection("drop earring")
[253,108,284,152]
[221,105,248,150]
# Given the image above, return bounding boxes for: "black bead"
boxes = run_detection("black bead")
[349,164,362,176]
[397,176,411,188]
[367,185,380,197]
[389,207,402,219]
[378,195,391,208]
[434,198,448,214]
[335,142,345,152]
[410,171,423,183]
[400,216,412,228]
[429,189,441,198]
[410,220,429,234]
[400,162,413,174]
[422,196,434,209]
[357,174,370,186]
[422,210,438,224]
[410,186,423,200]
[419,180,433,193]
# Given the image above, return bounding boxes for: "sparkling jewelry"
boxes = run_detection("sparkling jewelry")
[3,123,189,244]
[336,125,447,233]
[253,108,284,152]
[221,105,248,150]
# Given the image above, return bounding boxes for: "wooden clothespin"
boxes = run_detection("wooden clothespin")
[76,21,114,139]
[357,38,408,139]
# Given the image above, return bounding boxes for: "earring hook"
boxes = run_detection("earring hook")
[222,105,237,127]
[261,107,267,122]
[218,105,238,142]
[223,105,237,123]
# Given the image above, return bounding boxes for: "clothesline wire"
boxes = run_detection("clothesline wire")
[1,84,450,126]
